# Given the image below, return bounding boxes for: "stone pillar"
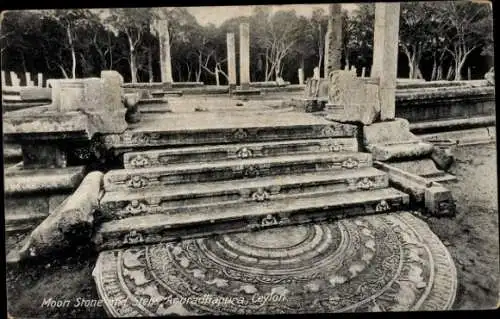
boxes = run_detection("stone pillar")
[371,3,400,121]
[156,19,173,86]
[239,23,250,88]
[324,4,343,77]
[298,68,304,85]
[1,70,6,87]
[361,67,366,78]
[226,33,237,87]
[10,71,20,87]
[38,73,43,87]
[26,72,31,86]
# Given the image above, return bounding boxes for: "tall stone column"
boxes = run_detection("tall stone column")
[226,33,237,87]
[155,19,173,86]
[324,4,343,77]
[371,3,400,121]
[239,23,250,88]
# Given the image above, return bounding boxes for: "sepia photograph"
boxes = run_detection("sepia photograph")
[2,1,498,317]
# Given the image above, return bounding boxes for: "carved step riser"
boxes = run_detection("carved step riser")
[105,124,358,150]
[105,157,372,191]
[94,196,408,251]
[124,138,359,168]
[100,175,389,220]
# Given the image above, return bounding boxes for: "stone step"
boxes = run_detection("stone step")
[93,187,409,251]
[5,213,47,233]
[104,152,372,191]
[103,112,357,153]
[99,167,388,220]
[123,137,359,168]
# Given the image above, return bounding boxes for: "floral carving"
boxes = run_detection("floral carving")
[127,175,149,189]
[129,155,150,168]
[236,147,253,159]
[251,189,270,202]
[123,230,144,245]
[320,126,337,137]
[375,200,390,212]
[232,129,249,141]
[243,165,260,178]
[342,158,359,169]
[357,178,374,190]
[125,200,147,215]
[261,214,278,227]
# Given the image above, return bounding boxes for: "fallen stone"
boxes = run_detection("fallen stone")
[11,171,104,262]
[363,118,434,161]
[363,118,417,145]
[431,145,454,171]
[368,142,434,161]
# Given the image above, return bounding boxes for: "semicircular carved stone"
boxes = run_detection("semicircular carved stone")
[93,212,457,315]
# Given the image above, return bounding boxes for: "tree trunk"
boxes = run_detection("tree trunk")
[431,58,437,81]
[446,64,454,81]
[130,47,137,83]
[67,25,76,79]
[215,65,220,86]
[148,47,153,83]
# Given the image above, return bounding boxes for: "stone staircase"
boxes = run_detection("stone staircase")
[93,112,409,250]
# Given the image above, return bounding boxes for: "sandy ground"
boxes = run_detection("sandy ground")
[5,143,499,317]
[423,143,499,310]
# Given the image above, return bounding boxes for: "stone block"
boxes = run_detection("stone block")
[325,71,380,125]
[101,70,124,112]
[4,165,85,195]
[368,142,434,161]
[363,118,416,145]
[430,142,455,171]
[22,143,67,169]
[425,185,455,217]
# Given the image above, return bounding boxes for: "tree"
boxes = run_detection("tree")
[41,9,96,78]
[105,8,155,83]
[253,10,301,81]
[399,2,438,79]
[440,1,492,80]
[307,8,328,76]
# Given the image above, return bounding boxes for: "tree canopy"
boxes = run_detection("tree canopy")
[0,3,494,84]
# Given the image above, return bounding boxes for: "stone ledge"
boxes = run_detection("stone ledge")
[374,161,455,216]
[409,116,496,134]
[4,166,85,195]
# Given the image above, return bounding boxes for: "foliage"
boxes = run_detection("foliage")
[0,3,494,83]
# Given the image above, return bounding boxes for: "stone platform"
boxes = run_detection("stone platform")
[93,212,457,316]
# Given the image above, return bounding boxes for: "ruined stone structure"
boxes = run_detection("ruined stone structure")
[6,4,487,315]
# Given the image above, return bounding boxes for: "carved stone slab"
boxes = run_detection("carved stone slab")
[103,152,373,192]
[325,71,381,125]
[93,212,457,315]
[123,138,359,169]
[99,167,389,220]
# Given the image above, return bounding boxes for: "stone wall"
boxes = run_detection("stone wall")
[396,85,495,123]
